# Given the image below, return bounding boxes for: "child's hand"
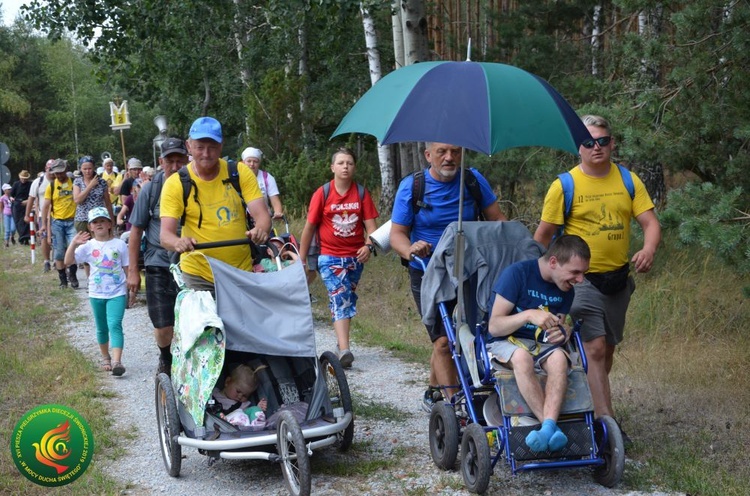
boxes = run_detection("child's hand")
[258,398,268,411]
[73,231,90,245]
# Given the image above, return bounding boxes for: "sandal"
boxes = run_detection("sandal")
[112,361,126,377]
[100,356,112,371]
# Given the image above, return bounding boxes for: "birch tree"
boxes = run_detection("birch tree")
[361,3,395,211]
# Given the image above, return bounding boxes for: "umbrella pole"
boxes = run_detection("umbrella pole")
[454,149,466,326]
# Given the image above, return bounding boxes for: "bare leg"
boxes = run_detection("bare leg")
[541,350,568,421]
[508,350,545,421]
[333,318,351,351]
[432,336,458,399]
[155,326,174,349]
[583,336,614,417]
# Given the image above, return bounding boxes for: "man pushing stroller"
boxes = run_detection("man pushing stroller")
[487,235,590,452]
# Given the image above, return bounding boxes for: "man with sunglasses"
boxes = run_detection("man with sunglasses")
[534,115,661,446]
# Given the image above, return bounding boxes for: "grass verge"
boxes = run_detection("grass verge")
[0,247,123,494]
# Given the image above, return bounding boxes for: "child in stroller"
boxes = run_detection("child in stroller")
[211,363,268,427]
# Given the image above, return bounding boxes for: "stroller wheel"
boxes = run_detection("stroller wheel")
[429,401,459,470]
[276,410,311,496]
[593,415,625,487]
[320,351,354,451]
[155,372,182,477]
[460,423,491,494]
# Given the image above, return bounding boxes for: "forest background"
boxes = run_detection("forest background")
[0,1,749,494]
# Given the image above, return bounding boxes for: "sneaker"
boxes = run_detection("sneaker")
[422,386,442,413]
[69,272,79,289]
[43,261,51,273]
[338,348,354,368]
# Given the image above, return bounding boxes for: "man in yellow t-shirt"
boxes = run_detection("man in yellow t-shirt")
[160,116,270,289]
[534,115,661,444]
[42,159,81,288]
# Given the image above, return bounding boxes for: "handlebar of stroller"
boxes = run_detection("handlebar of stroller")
[192,238,280,259]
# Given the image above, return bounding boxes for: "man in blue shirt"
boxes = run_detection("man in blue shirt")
[390,142,506,411]
[487,235,590,452]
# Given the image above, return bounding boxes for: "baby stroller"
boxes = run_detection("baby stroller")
[418,221,624,494]
[154,239,353,496]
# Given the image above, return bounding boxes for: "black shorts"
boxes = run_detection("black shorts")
[408,267,456,343]
[145,266,179,329]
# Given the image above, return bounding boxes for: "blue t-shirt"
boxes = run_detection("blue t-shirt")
[487,259,574,342]
[392,168,497,269]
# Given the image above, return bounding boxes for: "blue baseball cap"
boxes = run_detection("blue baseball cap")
[189,116,222,143]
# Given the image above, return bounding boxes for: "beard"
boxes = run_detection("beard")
[436,165,458,179]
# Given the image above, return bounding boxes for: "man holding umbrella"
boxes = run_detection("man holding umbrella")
[390,142,507,411]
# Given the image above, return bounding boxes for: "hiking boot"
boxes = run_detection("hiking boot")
[338,348,354,368]
[422,386,442,413]
[58,269,68,288]
[43,261,51,273]
[10,236,16,245]
[68,265,79,289]
[69,272,79,289]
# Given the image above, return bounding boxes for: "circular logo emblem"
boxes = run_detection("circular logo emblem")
[10,404,94,487]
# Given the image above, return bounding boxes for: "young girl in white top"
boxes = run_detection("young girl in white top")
[65,206,130,376]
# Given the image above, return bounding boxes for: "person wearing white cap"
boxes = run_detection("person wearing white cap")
[241,147,284,220]
[118,157,143,205]
[160,116,271,290]
[65,206,130,376]
[101,158,122,207]
[25,160,55,270]
[2,183,16,247]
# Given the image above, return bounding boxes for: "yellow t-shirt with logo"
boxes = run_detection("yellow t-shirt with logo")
[540,163,655,273]
[160,159,263,282]
[44,179,76,220]
[102,171,122,205]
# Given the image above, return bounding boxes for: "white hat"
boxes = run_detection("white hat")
[241,147,263,161]
[127,157,143,169]
[97,166,104,175]
[1,183,11,191]
[142,166,155,177]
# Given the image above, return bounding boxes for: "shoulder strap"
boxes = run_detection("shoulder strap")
[322,181,330,202]
[262,170,269,193]
[148,170,165,216]
[411,169,426,215]
[557,171,575,219]
[464,168,485,221]
[616,164,635,200]
[178,167,199,227]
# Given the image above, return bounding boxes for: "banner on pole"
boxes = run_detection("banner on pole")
[109,101,131,130]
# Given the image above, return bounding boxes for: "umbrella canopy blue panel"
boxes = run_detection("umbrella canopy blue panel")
[333,61,590,156]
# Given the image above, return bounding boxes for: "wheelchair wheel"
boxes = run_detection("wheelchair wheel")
[593,415,625,488]
[277,410,311,496]
[429,400,459,470]
[460,423,491,494]
[155,372,181,477]
[320,351,354,451]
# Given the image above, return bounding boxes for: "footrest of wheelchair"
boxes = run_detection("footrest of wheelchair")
[507,420,593,462]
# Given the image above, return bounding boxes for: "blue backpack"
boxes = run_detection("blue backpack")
[557,164,635,233]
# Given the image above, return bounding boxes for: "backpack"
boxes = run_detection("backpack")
[307,181,366,270]
[177,160,251,229]
[556,163,635,234]
[400,168,487,266]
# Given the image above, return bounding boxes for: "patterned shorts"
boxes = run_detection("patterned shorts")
[317,255,364,322]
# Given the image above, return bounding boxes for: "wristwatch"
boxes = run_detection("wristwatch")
[365,243,375,254]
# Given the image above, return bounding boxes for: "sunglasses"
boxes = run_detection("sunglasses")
[581,136,612,149]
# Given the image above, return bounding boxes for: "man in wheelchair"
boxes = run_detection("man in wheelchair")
[486,235,590,452]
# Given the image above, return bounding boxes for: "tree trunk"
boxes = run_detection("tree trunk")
[591,4,602,76]
[232,0,252,140]
[391,2,405,69]
[298,16,310,153]
[361,3,395,213]
[399,0,428,177]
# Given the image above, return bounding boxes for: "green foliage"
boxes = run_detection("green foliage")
[661,182,750,276]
